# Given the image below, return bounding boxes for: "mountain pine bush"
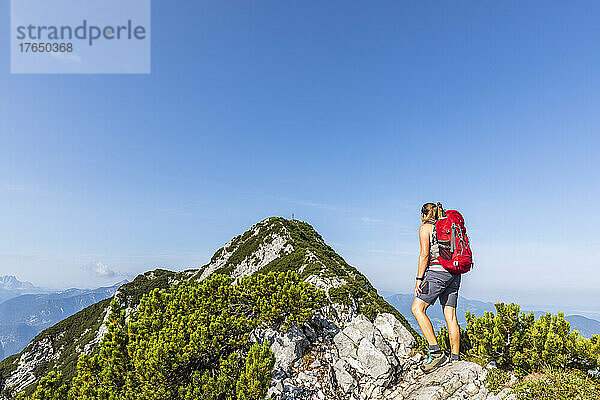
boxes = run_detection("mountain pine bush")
[435,302,600,398]
[463,303,600,374]
[434,325,472,355]
[511,366,600,399]
[19,271,324,400]
[15,372,68,400]
[236,341,275,400]
[435,302,600,376]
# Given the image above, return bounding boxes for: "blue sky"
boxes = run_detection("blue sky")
[1,1,599,312]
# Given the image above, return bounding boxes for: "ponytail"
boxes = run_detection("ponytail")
[436,202,446,219]
[421,202,445,221]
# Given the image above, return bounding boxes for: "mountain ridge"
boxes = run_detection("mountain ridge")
[0,277,36,292]
[0,282,125,361]
[0,217,420,399]
[0,277,46,304]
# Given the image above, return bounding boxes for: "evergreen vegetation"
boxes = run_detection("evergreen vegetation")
[206,217,421,345]
[484,366,600,399]
[18,271,324,400]
[483,367,511,394]
[436,302,600,398]
[511,367,600,400]
[469,303,599,374]
[1,217,423,397]
[436,302,600,374]
[0,269,186,398]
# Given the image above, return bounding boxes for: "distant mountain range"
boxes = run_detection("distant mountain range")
[0,218,596,399]
[0,278,126,360]
[385,292,600,339]
[0,276,46,303]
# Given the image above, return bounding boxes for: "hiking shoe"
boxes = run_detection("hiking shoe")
[420,351,448,373]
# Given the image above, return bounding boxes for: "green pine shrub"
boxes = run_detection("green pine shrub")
[483,368,511,395]
[20,271,324,400]
[236,341,275,400]
[434,325,472,355]
[512,367,600,399]
[461,303,600,375]
[14,371,68,400]
[436,302,600,398]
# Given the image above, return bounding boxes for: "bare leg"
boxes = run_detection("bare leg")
[443,305,460,355]
[411,297,437,345]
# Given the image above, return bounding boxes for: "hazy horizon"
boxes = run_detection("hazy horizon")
[2,2,599,308]
[2,215,599,317]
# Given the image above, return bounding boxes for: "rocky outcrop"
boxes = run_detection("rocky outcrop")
[1,338,58,395]
[198,220,295,281]
[255,312,511,400]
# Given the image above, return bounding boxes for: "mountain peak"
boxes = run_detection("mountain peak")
[0,275,36,291]
[194,216,414,335]
[196,217,339,285]
[0,217,420,397]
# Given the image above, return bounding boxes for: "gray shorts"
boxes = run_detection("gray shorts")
[417,268,461,308]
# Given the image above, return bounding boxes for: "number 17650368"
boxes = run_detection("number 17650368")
[19,42,73,52]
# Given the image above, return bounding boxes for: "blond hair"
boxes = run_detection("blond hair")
[421,202,445,221]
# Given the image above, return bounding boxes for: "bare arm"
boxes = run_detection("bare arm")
[417,224,430,278]
[414,224,430,296]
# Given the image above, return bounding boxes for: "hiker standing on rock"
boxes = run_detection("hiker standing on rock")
[411,202,473,373]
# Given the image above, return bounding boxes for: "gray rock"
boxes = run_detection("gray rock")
[334,331,358,359]
[333,359,357,393]
[313,311,340,338]
[406,385,445,400]
[250,325,309,379]
[356,336,395,384]
[464,382,479,395]
[3,337,59,395]
[267,311,502,400]
[332,313,401,387]
[374,313,417,358]
[403,361,488,400]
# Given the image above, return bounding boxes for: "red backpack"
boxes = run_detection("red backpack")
[435,209,473,273]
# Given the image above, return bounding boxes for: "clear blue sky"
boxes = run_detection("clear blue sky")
[1,1,599,312]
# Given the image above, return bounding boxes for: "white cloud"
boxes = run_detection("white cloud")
[361,217,384,224]
[84,261,117,278]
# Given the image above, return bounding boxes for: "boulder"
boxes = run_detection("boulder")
[333,314,401,386]
[267,311,507,400]
[374,313,416,358]
[250,325,310,379]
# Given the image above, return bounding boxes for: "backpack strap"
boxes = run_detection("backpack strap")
[427,222,441,267]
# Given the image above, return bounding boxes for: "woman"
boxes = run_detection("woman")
[411,202,461,373]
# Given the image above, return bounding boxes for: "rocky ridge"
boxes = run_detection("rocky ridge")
[0,217,512,399]
[249,305,513,400]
